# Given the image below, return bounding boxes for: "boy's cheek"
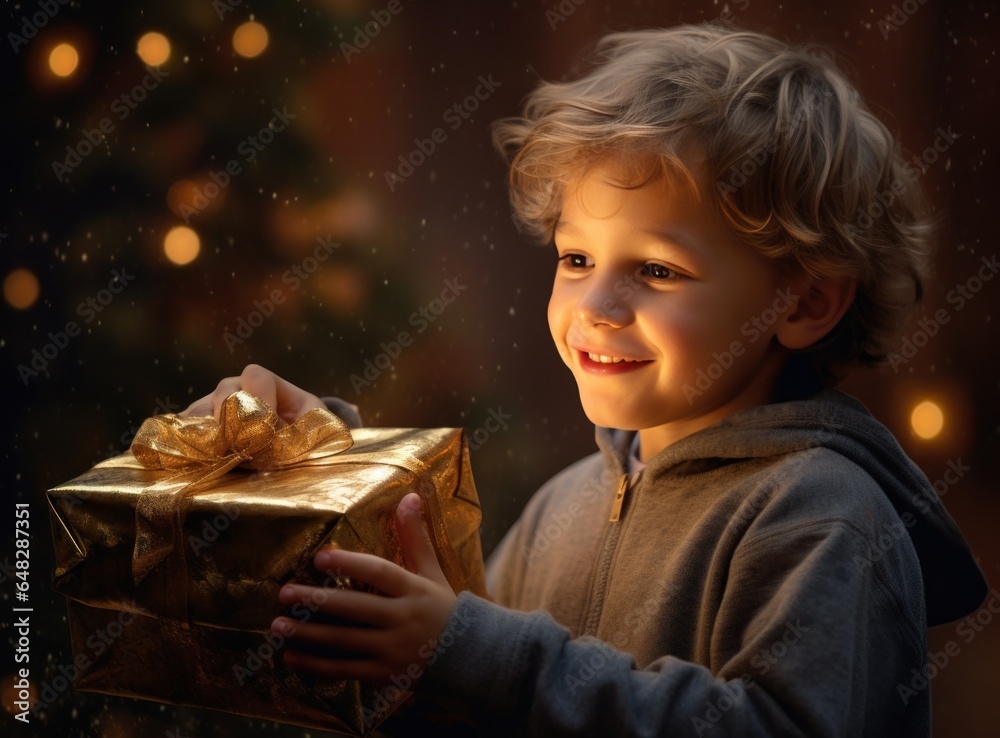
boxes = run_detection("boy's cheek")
[546,294,562,338]
[546,296,576,362]
[545,320,571,366]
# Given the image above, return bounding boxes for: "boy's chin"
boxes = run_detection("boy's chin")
[578,399,644,431]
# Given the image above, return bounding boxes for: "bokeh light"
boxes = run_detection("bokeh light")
[137,31,171,66]
[163,226,201,266]
[0,673,36,716]
[3,268,40,310]
[232,21,269,58]
[167,177,225,219]
[48,43,79,77]
[911,400,944,439]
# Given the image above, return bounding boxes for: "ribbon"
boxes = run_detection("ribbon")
[128,391,354,621]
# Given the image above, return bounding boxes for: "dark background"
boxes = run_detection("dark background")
[2,0,998,735]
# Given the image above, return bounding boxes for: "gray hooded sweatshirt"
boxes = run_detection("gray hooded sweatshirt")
[326,391,988,736]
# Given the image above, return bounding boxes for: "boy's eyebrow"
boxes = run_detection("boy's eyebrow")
[556,219,701,259]
[639,228,702,259]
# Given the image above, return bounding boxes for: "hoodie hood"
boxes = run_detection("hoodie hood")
[595,388,988,627]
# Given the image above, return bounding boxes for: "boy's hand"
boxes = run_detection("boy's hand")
[271,493,459,685]
[179,364,326,424]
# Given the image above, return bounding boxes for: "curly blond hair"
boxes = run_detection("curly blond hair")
[491,23,933,385]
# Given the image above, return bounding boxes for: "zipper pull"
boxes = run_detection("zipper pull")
[609,473,629,522]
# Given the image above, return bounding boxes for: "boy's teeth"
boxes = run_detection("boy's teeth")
[587,352,636,364]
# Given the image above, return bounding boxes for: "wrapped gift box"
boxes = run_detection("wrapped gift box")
[46,391,487,736]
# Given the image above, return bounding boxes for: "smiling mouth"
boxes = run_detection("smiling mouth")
[576,349,652,373]
[586,352,643,364]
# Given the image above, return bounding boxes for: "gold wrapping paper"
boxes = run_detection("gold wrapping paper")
[46,392,487,736]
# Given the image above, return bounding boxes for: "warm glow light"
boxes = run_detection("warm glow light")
[0,673,36,715]
[911,400,944,440]
[167,176,226,218]
[163,226,201,266]
[3,268,40,310]
[232,21,269,58]
[49,43,79,77]
[137,31,171,66]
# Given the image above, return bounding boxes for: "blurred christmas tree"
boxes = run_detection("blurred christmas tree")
[2,1,555,735]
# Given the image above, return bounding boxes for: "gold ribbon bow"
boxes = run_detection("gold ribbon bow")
[128,391,354,620]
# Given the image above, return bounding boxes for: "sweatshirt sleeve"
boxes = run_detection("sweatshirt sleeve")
[320,396,363,429]
[417,517,926,737]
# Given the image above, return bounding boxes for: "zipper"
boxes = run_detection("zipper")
[581,472,633,634]
[609,473,629,522]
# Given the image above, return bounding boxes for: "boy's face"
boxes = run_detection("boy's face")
[547,156,796,456]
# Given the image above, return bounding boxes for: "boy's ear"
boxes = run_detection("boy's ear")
[775,274,856,350]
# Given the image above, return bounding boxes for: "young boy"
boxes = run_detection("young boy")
[181,23,987,736]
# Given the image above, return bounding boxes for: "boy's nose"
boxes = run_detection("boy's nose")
[575,274,631,327]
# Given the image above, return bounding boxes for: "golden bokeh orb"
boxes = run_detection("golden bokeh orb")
[49,43,79,77]
[233,21,269,58]
[0,673,37,716]
[3,268,41,310]
[911,400,944,440]
[137,32,171,66]
[163,226,201,266]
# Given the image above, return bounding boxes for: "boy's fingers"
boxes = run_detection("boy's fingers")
[278,584,396,626]
[238,365,326,422]
[271,617,384,654]
[177,377,240,420]
[310,550,410,597]
[207,377,245,420]
[270,372,327,420]
[178,396,213,418]
[395,493,449,587]
[281,649,388,682]
[177,366,324,423]
[234,364,279,415]
[180,377,241,418]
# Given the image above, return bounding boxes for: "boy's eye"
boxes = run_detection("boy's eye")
[557,253,592,270]
[640,263,681,281]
